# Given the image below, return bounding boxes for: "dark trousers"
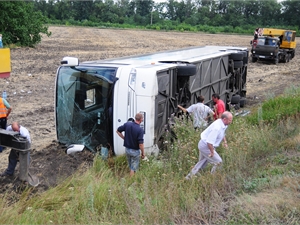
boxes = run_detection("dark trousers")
[5,149,19,175]
[0,117,7,152]
[5,149,30,175]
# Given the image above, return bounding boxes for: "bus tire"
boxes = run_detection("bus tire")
[177,64,197,77]
[240,97,246,108]
[234,61,243,69]
[231,95,240,104]
[229,52,244,61]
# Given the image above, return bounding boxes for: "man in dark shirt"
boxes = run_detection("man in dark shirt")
[116,113,145,177]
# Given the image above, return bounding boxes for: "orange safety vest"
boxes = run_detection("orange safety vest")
[0,98,7,118]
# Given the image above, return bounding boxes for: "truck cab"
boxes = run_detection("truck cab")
[251,36,280,63]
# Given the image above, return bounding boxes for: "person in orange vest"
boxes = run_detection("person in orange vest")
[0,96,12,152]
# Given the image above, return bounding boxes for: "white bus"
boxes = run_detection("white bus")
[55,45,248,156]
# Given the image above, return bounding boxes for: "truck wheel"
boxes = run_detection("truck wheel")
[287,54,290,62]
[252,56,257,63]
[284,54,289,63]
[231,95,240,104]
[229,52,244,61]
[234,61,243,69]
[177,64,197,77]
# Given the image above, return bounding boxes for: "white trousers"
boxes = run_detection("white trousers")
[190,139,222,175]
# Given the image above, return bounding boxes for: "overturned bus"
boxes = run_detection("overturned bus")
[55,46,248,156]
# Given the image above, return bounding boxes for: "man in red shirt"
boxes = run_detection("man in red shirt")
[212,93,225,120]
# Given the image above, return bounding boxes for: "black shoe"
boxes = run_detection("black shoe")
[0,172,12,177]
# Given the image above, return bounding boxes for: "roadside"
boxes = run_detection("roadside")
[0,26,299,197]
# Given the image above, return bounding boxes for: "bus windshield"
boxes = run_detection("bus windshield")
[55,66,117,151]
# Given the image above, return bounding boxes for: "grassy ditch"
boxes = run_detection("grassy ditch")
[0,87,300,224]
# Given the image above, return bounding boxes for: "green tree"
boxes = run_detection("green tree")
[194,0,221,26]
[0,1,51,47]
[165,0,178,20]
[243,0,260,25]
[93,0,120,23]
[281,0,300,27]
[115,0,132,24]
[54,0,74,21]
[165,0,189,23]
[72,1,94,21]
[134,0,154,25]
[154,2,168,21]
[33,0,49,17]
[257,0,281,26]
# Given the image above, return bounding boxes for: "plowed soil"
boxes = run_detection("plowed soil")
[0,26,299,199]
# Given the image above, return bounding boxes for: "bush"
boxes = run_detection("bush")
[0,1,51,47]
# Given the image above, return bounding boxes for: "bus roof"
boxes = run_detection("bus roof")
[80,45,247,68]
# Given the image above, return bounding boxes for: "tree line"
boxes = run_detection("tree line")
[0,0,299,47]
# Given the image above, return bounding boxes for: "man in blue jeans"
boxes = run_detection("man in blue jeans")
[117,113,145,177]
[0,122,31,177]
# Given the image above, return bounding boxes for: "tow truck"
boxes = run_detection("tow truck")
[250,28,296,64]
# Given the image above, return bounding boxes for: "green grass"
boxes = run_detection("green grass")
[247,85,300,125]
[1,86,300,224]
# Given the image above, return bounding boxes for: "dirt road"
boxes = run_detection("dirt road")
[0,26,299,193]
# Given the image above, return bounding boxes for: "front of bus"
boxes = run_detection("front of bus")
[55,57,117,152]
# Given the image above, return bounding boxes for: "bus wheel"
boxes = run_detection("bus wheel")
[177,64,197,77]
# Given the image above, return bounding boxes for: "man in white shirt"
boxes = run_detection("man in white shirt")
[0,122,31,177]
[178,95,214,129]
[185,111,233,179]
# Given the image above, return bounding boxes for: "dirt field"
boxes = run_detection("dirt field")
[0,26,299,197]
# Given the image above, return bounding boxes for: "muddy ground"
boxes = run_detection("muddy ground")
[0,26,299,199]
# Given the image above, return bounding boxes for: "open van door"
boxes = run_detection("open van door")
[0,48,11,78]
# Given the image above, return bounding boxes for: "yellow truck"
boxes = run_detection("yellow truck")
[0,48,11,78]
[251,28,296,64]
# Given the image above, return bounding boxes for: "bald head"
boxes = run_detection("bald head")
[11,122,20,132]
[221,111,233,125]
